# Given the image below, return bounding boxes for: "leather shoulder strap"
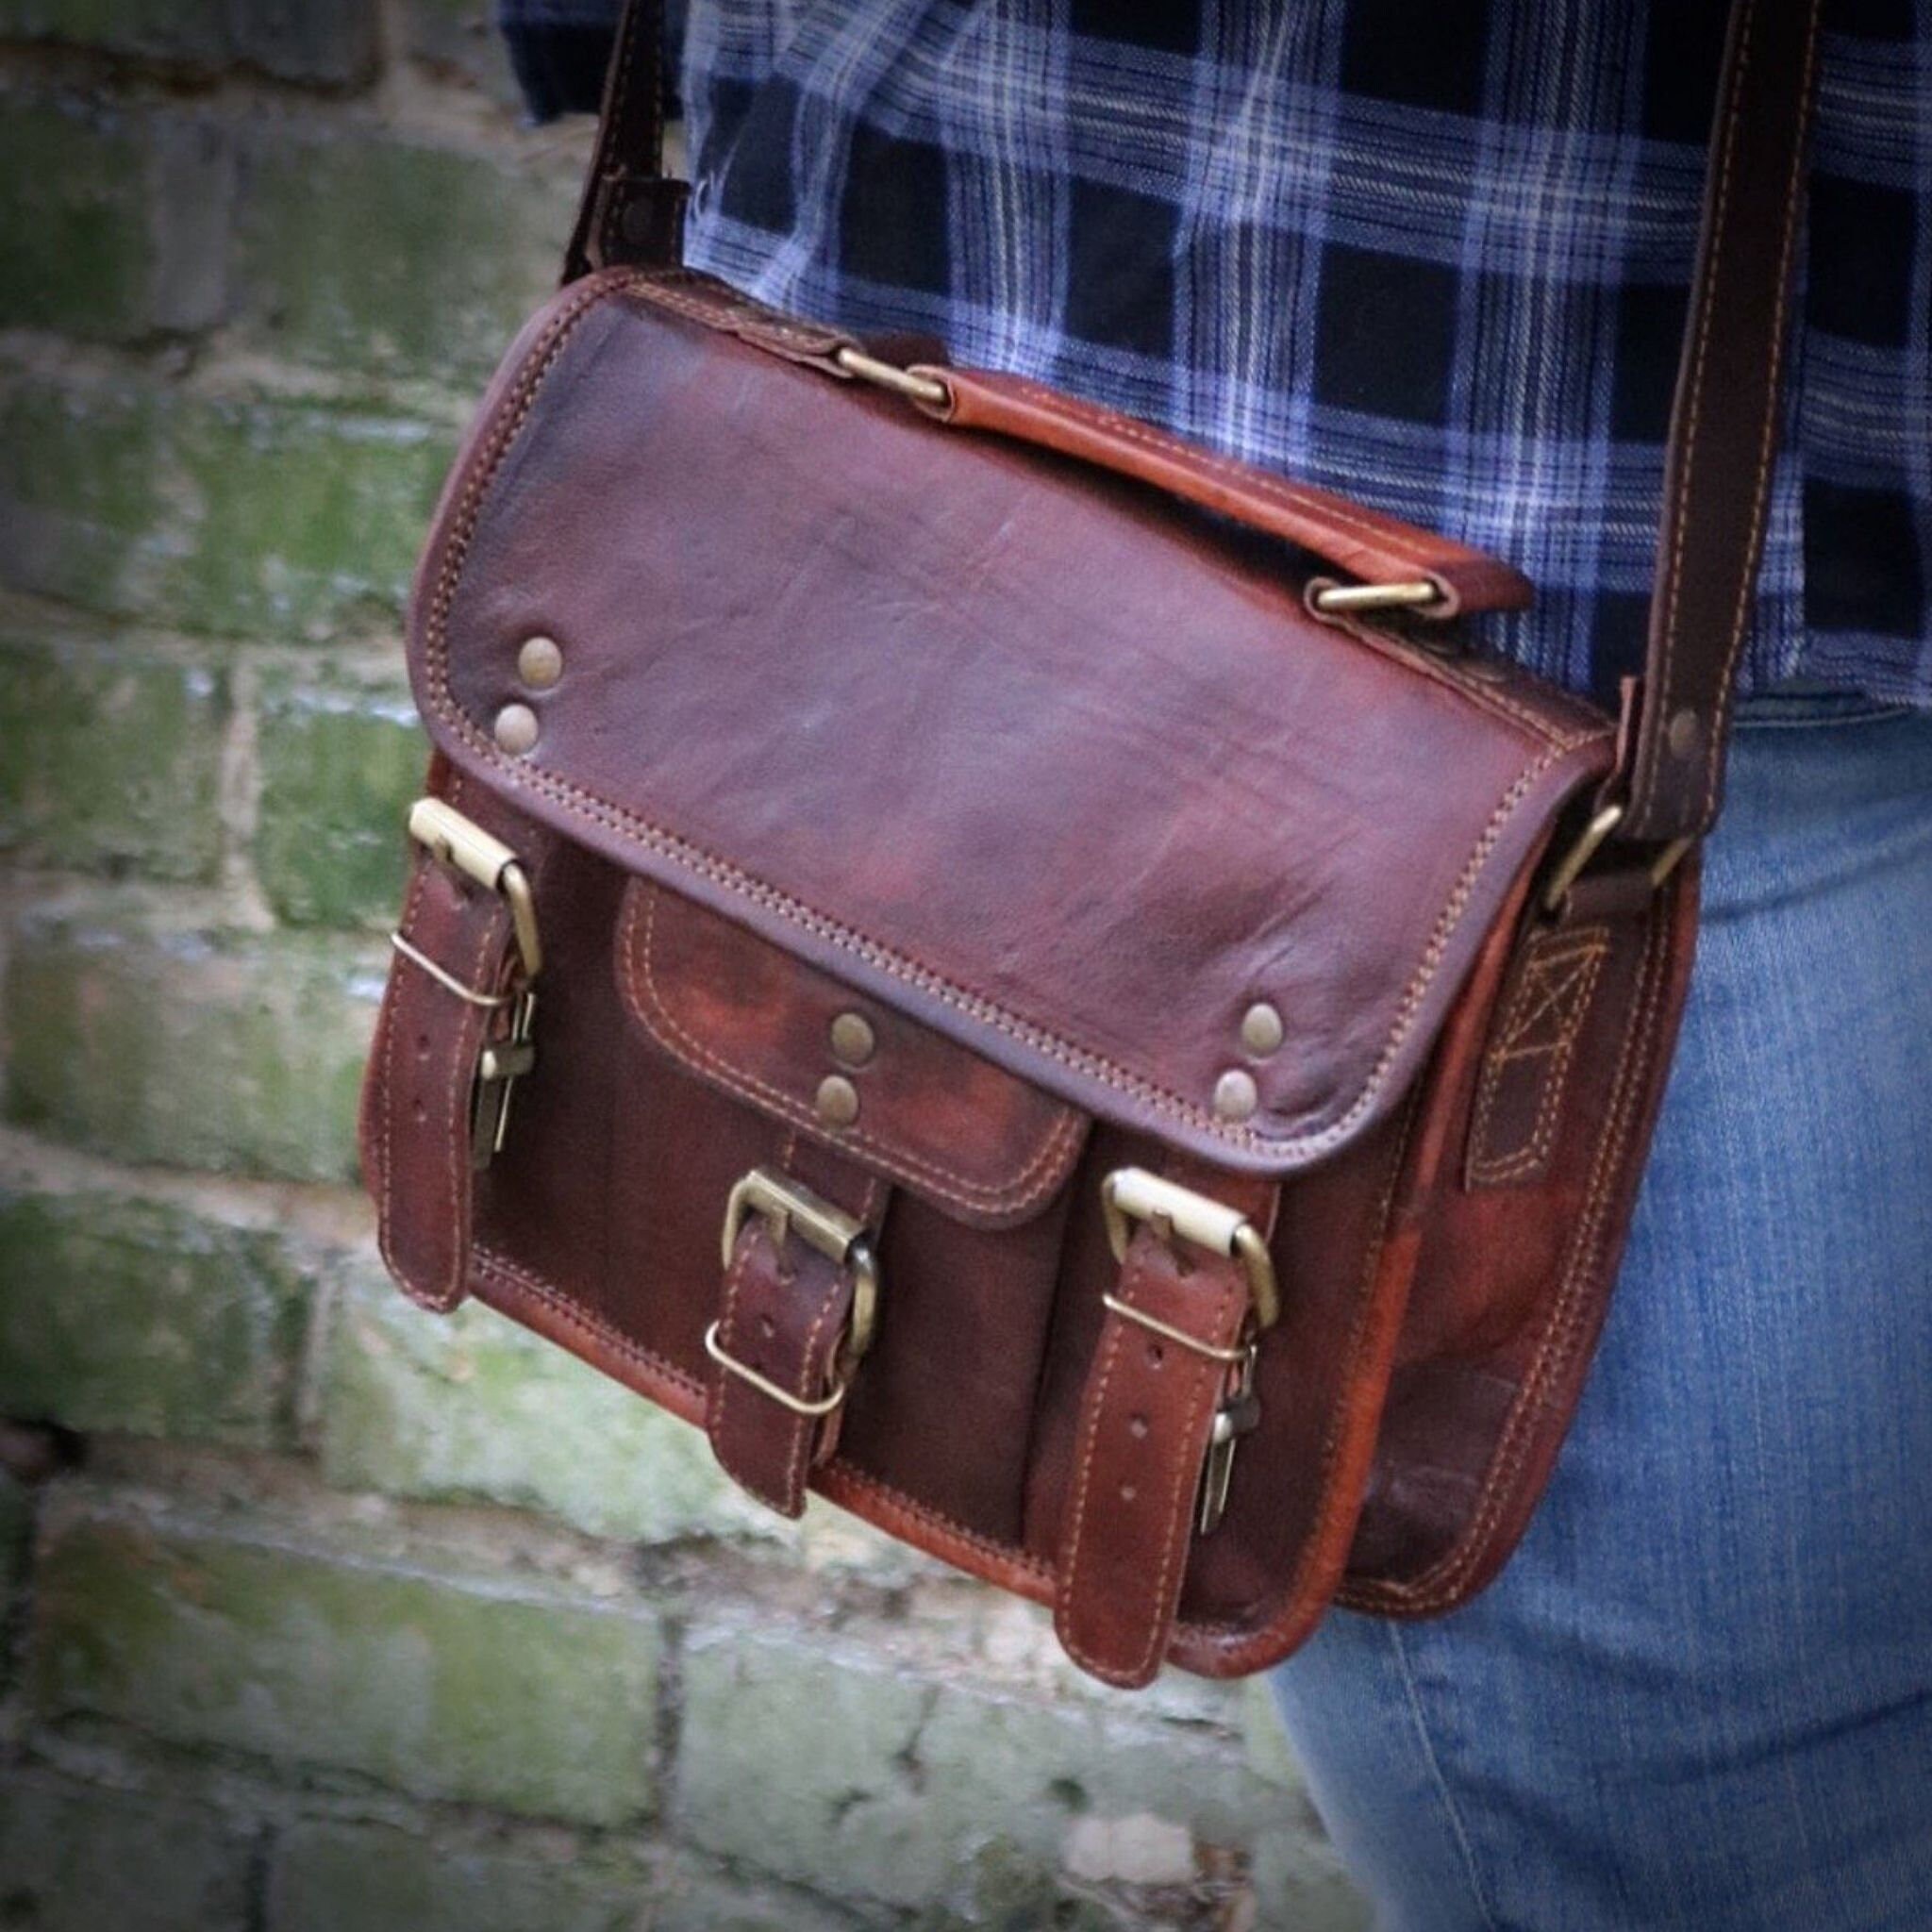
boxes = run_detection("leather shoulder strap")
[1623,0,1823,844]
[561,0,686,281]
[568,0,1823,843]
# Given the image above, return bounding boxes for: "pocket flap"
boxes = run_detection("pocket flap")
[618,878,1086,1226]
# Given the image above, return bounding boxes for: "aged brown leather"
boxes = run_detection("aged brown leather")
[358,0,1818,1686]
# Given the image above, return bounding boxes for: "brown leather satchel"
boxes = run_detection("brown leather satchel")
[360,0,1819,1686]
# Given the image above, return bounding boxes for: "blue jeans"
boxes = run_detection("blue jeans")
[1269,696,1932,1931]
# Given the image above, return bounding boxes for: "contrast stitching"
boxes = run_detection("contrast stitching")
[420,272,1585,1158]
[475,1245,704,1399]
[475,1243,1057,1584]
[595,8,641,262]
[780,1257,848,1510]
[973,373,1513,593]
[1701,0,1821,822]
[1055,1267,1133,1677]
[621,881,1083,1216]
[708,1229,757,1488]
[1466,930,1609,1186]
[1186,1093,1418,1646]
[1377,896,1676,1610]
[1641,0,1757,817]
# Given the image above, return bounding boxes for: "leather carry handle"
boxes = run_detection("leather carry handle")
[569,0,1823,840]
[914,366,1531,618]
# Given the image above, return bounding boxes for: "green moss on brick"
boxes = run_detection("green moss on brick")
[0,1774,252,1932]
[0,0,375,82]
[162,393,449,640]
[320,1270,782,1544]
[255,675,425,927]
[0,631,225,880]
[0,382,163,617]
[30,1508,661,1823]
[236,129,574,380]
[0,96,150,341]
[3,904,382,1183]
[0,1190,309,1445]
[676,1625,1285,1911]
[0,378,450,640]
[268,1821,661,1932]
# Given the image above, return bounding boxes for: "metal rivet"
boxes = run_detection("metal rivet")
[815,1074,859,1128]
[1667,708,1702,759]
[517,635,563,689]
[1240,1001,1284,1057]
[1213,1069,1259,1123]
[493,702,539,755]
[829,1011,875,1067]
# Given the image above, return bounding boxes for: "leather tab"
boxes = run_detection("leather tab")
[361,851,519,1313]
[1055,1228,1256,1688]
[706,1220,858,1517]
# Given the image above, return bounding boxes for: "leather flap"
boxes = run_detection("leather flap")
[617,877,1087,1226]
[407,268,1618,1176]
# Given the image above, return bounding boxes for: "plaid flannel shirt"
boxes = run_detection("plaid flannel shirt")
[502,0,1932,710]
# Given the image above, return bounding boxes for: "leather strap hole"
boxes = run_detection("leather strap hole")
[1120,1483,1137,1503]
[1145,1342,1164,1369]
[1128,1413,1148,1439]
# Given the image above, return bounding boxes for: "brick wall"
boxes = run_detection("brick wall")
[0,6,1370,1926]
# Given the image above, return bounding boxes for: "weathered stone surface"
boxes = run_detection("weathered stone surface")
[0,379,449,641]
[28,1505,662,1823]
[0,96,149,341]
[320,1266,782,1545]
[675,1624,1290,1912]
[0,630,225,882]
[255,675,424,928]
[267,1819,659,1932]
[159,391,449,640]
[1248,1831,1374,1932]
[0,382,162,618]
[236,129,575,381]
[401,0,520,103]
[0,0,377,83]
[3,901,382,1182]
[0,1469,28,1614]
[0,1772,252,1932]
[0,1189,308,1445]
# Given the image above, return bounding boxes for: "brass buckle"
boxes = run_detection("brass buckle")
[1101,1168,1279,1332]
[1101,1168,1274,1536]
[1540,803,1693,918]
[711,1167,881,1411]
[408,797,541,979]
[405,797,543,1165]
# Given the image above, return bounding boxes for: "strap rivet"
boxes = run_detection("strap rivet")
[1212,1069,1259,1123]
[828,1012,875,1067]
[517,635,564,689]
[815,1074,860,1127]
[1240,1002,1284,1057]
[1668,708,1703,759]
[493,703,539,756]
